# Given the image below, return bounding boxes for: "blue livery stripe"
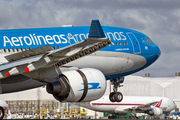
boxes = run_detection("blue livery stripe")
[79,83,101,91]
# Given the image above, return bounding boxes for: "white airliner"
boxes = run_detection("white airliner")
[0,20,161,103]
[72,96,176,117]
[0,98,8,119]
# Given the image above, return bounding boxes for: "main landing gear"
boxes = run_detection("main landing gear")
[109,78,123,102]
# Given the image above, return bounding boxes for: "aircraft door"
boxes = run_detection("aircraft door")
[127,32,141,54]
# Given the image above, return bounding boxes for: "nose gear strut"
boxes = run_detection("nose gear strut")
[109,78,124,102]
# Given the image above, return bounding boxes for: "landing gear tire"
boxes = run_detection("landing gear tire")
[114,92,123,102]
[0,107,4,120]
[109,78,124,102]
[109,92,123,102]
[109,92,116,102]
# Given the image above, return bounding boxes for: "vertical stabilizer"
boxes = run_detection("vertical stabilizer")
[89,20,106,38]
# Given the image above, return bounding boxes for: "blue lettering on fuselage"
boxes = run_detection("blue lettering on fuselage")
[0,26,138,55]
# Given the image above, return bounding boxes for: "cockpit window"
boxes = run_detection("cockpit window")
[146,38,153,44]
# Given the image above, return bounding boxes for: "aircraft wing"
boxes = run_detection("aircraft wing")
[0,20,111,79]
[137,101,159,110]
[115,101,159,113]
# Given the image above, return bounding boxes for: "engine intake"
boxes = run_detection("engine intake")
[46,68,106,102]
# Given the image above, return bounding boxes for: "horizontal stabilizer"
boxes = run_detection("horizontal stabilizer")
[89,20,106,38]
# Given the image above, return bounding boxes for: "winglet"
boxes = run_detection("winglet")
[88,20,106,38]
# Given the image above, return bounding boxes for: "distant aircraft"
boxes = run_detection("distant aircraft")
[0,98,8,119]
[0,20,160,103]
[72,95,176,118]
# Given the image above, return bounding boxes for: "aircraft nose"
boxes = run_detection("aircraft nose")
[174,102,177,109]
[151,42,161,57]
[155,45,161,57]
[143,42,161,68]
[153,45,161,61]
[154,45,161,62]
[147,44,161,63]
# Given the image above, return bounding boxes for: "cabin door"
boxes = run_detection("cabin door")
[127,32,141,54]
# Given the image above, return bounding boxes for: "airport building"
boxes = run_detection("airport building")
[0,73,180,118]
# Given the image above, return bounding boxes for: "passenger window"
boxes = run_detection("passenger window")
[123,42,125,45]
[12,48,15,52]
[116,42,118,46]
[4,49,6,52]
[16,48,19,52]
[53,46,56,49]
[119,42,122,46]
[126,42,128,45]
[57,46,60,49]
[8,48,10,52]
[29,47,31,50]
[25,47,27,50]
[21,48,23,51]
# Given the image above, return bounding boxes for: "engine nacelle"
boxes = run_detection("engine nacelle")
[147,107,163,116]
[46,68,107,102]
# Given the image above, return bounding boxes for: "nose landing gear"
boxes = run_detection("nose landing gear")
[109,78,124,102]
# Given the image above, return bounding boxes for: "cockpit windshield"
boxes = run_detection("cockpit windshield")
[146,38,153,44]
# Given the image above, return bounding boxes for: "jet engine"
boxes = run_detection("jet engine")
[46,68,107,102]
[146,107,163,116]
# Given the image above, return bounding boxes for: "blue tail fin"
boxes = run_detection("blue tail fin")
[88,20,106,38]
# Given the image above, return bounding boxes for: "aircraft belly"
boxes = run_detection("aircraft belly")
[66,51,146,76]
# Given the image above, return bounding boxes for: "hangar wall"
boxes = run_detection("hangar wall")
[115,75,180,110]
[1,75,179,102]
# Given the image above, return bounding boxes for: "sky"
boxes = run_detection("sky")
[0,0,180,78]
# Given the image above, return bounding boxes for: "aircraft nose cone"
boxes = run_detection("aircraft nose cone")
[153,45,161,63]
[155,45,161,58]
[144,43,161,67]
[174,103,177,109]
[149,45,161,62]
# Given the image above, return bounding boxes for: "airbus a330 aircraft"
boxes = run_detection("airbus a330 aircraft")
[72,96,176,118]
[0,20,160,103]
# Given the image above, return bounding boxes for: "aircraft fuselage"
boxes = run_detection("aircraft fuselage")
[0,26,161,80]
